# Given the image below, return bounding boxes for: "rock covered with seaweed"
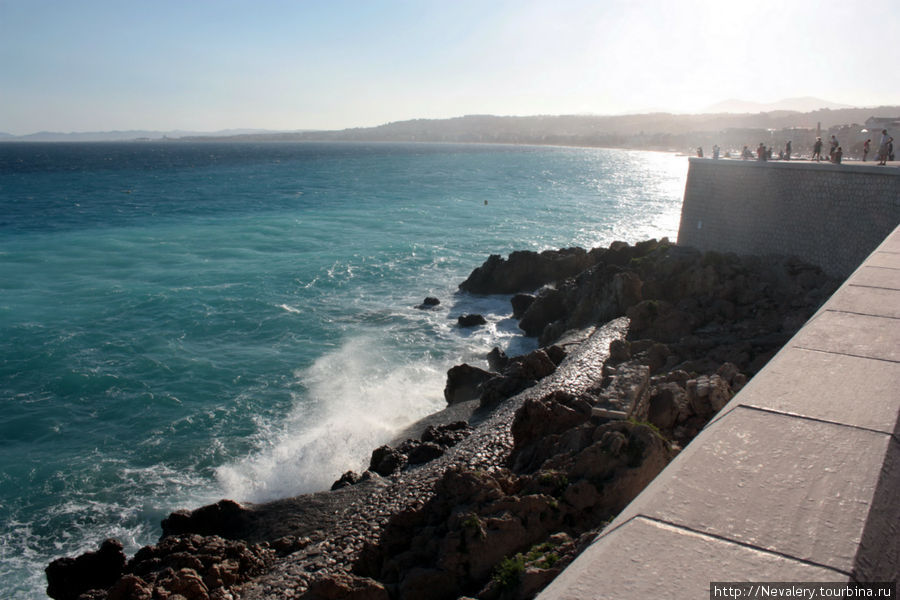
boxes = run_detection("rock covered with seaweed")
[45,239,837,600]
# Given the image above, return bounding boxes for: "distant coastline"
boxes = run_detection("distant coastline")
[4,106,899,156]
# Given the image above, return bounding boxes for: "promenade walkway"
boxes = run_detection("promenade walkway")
[539,224,900,598]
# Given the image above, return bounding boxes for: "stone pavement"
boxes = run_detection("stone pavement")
[538,225,900,599]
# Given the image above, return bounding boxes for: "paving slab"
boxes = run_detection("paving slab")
[713,348,900,435]
[846,266,900,290]
[609,407,892,573]
[792,311,900,362]
[851,437,900,582]
[865,251,900,269]
[538,517,846,600]
[872,230,900,254]
[820,285,900,319]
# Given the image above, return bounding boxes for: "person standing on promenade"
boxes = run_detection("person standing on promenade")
[878,129,890,165]
[757,142,767,161]
[784,140,792,160]
[829,135,839,161]
[863,139,871,161]
[833,147,843,164]
[813,137,823,162]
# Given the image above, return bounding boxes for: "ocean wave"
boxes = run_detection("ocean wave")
[215,335,447,502]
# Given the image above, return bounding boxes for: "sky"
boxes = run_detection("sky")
[1,0,898,135]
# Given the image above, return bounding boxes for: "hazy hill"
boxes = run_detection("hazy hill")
[5,103,899,151]
[0,129,282,142]
[199,106,900,152]
[704,97,854,113]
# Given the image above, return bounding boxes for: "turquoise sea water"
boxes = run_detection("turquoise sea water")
[0,142,686,598]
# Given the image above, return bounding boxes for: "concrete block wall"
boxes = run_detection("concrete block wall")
[677,158,900,278]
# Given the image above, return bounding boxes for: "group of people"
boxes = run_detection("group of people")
[812,129,893,164]
[701,130,893,164]
[812,135,843,163]
[866,129,895,165]
[740,142,791,161]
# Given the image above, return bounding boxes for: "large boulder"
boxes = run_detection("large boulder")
[444,364,493,405]
[457,313,487,328]
[486,346,509,372]
[369,445,406,476]
[127,534,272,592]
[518,287,567,337]
[46,538,126,600]
[161,499,248,539]
[626,299,695,343]
[478,349,559,409]
[458,248,598,295]
[511,293,536,319]
[301,573,390,600]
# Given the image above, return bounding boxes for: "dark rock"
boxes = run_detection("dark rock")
[404,441,445,465]
[107,575,152,600]
[685,374,733,418]
[478,375,533,409]
[272,535,312,556]
[609,339,631,363]
[646,384,683,430]
[626,300,694,343]
[544,344,567,366]
[458,248,597,295]
[479,348,560,409]
[519,265,644,345]
[417,297,442,310]
[511,293,536,319]
[444,363,493,405]
[716,362,748,392]
[486,347,509,372]
[509,391,593,473]
[369,445,406,476]
[644,342,672,373]
[331,470,362,490]
[46,538,126,600]
[399,567,458,600]
[505,349,557,381]
[518,287,566,337]
[457,313,487,327]
[301,573,390,600]
[124,534,272,591]
[155,567,209,599]
[421,421,472,447]
[161,499,248,539]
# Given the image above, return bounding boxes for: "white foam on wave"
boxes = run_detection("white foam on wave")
[215,335,446,502]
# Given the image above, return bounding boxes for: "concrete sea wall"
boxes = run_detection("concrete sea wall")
[677,158,900,278]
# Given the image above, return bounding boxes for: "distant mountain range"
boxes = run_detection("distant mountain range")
[2,100,897,145]
[703,97,854,114]
[0,128,288,143]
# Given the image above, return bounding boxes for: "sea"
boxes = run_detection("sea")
[0,141,686,598]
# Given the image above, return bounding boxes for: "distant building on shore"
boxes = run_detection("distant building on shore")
[865,116,900,130]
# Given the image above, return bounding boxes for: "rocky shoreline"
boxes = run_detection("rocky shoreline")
[46,239,838,600]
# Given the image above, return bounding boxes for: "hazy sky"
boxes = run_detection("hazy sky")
[2,0,898,135]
